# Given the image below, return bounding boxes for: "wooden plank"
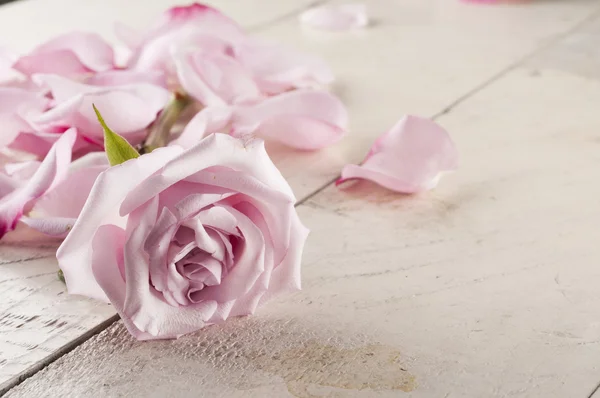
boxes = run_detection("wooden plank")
[8,23,600,397]
[2,0,600,396]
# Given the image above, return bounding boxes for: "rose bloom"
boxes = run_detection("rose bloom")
[57,133,308,340]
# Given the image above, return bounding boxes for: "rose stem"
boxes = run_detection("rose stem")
[142,91,193,154]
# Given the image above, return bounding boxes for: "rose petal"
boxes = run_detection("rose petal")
[34,74,170,141]
[85,69,167,88]
[122,197,218,339]
[233,89,348,150]
[91,224,156,340]
[190,204,265,303]
[337,115,458,193]
[0,87,50,148]
[300,4,368,31]
[127,3,245,72]
[174,50,261,106]
[121,134,295,215]
[21,157,107,237]
[57,146,183,301]
[0,128,76,238]
[13,32,114,77]
[171,106,233,149]
[233,39,334,94]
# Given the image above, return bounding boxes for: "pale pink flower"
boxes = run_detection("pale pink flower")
[58,133,308,340]
[13,32,115,77]
[174,90,348,150]
[337,116,458,193]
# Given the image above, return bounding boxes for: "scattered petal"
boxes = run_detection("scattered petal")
[337,116,458,193]
[0,128,77,237]
[174,49,261,106]
[300,4,368,31]
[233,39,333,94]
[233,89,348,150]
[33,74,170,145]
[13,32,115,77]
[126,3,245,72]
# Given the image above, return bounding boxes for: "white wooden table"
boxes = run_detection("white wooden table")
[2,0,600,396]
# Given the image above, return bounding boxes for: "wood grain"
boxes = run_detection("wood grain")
[3,0,600,396]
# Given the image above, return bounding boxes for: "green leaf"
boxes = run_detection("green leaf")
[57,269,65,283]
[93,104,140,166]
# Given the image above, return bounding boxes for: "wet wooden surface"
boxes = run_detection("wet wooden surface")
[2,0,600,397]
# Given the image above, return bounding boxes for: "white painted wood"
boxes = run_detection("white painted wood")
[7,8,600,397]
[2,0,600,396]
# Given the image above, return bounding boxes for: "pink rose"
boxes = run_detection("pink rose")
[57,133,308,340]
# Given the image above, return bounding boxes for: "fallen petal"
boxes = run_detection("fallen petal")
[337,116,458,193]
[0,128,77,238]
[13,32,115,77]
[233,89,348,150]
[300,4,368,31]
[233,39,333,94]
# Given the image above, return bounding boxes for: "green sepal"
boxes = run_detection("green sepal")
[93,104,140,166]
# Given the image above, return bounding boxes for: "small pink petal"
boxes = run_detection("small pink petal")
[13,32,115,77]
[300,4,368,31]
[0,128,76,238]
[233,89,348,150]
[337,116,458,193]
